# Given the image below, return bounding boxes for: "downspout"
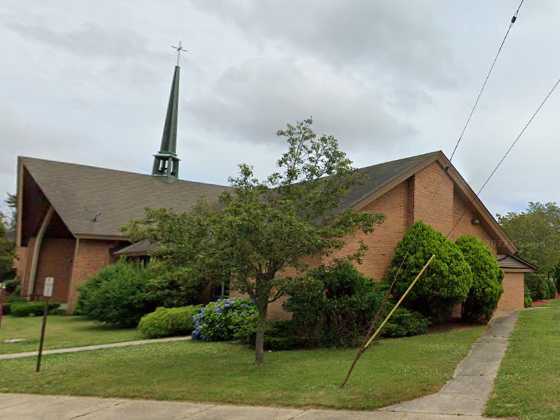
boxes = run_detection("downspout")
[28,206,54,298]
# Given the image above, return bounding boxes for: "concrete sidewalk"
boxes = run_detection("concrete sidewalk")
[0,336,191,360]
[0,393,492,419]
[379,312,518,417]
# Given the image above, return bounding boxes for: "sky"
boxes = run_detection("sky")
[1,0,559,218]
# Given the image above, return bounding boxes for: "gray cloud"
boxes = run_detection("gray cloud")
[190,0,459,90]
[1,0,560,218]
[186,57,415,148]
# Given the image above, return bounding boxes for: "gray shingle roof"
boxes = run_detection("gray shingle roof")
[21,157,230,239]
[19,151,442,240]
[497,254,537,272]
[340,151,440,210]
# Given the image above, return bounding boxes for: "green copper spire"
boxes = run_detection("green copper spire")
[160,65,179,155]
[153,45,184,179]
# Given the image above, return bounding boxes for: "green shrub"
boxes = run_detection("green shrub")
[76,261,151,327]
[143,261,204,308]
[456,235,503,323]
[388,222,473,323]
[526,273,555,301]
[382,308,430,337]
[524,289,533,308]
[285,261,384,347]
[3,277,20,295]
[138,306,199,338]
[77,260,204,328]
[10,301,61,317]
[246,321,303,351]
[192,298,257,341]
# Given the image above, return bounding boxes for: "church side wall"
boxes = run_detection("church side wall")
[329,180,411,280]
[34,238,75,302]
[67,239,116,313]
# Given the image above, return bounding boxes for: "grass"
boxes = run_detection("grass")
[0,315,141,354]
[0,325,483,410]
[486,300,560,419]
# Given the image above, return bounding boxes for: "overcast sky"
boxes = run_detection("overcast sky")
[1,0,559,218]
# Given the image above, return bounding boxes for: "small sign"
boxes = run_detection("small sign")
[43,277,54,298]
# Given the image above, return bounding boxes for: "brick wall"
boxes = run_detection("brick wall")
[20,237,36,297]
[33,238,75,302]
[497,272,525,311]
[331,180,410,280]
[413,162,454,233]
[451,192,497,253]
[14,246,27,279]
[67,239,115,313]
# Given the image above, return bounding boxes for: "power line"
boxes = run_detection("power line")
[448,75,560,239]
[450,0,525,162]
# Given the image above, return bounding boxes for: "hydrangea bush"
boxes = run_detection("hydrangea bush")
[192,298,257,341]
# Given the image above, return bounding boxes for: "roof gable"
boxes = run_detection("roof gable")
[17,151,516,255]
[19,157,229,239]
[346,151,517,254]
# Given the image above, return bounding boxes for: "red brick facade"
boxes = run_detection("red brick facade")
[497,272,525,311]
[67,239,118,312]
[18,158,525,315]
[269,161,524,315]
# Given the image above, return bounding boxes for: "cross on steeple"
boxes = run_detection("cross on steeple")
[171,41,187,67]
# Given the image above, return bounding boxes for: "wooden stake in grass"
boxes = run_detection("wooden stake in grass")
[340,254,435,388]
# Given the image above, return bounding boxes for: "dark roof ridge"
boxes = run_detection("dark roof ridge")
[19,156,229,189]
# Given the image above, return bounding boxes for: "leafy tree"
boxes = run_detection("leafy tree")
[388,221,473,323]
[498,202,560,300]
[498,202,560,274]
[0,212,15,281]
[5,193,17,233]
[125,118,384,364]
[456,235,503,322]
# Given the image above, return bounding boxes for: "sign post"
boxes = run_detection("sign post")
[0,282,5,329]
[36,277,54,373]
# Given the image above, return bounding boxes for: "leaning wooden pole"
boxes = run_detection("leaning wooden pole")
[340,254,435,388]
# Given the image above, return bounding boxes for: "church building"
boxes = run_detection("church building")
[14,58,534,314]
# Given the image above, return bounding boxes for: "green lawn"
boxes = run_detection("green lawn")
[486,300,560,419]
[0,326,483,410]
[0,315,141,354]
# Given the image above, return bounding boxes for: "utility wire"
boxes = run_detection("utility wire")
[450,0,525,162]
[343,73,560,387]
[448,75,560,239]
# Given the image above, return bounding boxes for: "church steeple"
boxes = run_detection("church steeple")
[152,42,185,179]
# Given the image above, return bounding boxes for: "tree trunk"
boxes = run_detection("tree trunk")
[255,302,268,365]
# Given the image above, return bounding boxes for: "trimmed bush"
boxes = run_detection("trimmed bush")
[456,235,503,323]
[524,289,533,308]
[76,261,150,327]
[246,320,303,351]
[382,308,430,338]
[388,222,473,323]
[192,298,257,341]
[285,261,384,347]
[525,273,556,301]
[77,261,204,327]
[10,301,61,317]
[138,306,199,338]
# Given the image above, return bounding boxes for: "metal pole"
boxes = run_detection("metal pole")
[0,284,4,329]
[0,283,4,327]
[340,254,435,388]
[36,298,49,372]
